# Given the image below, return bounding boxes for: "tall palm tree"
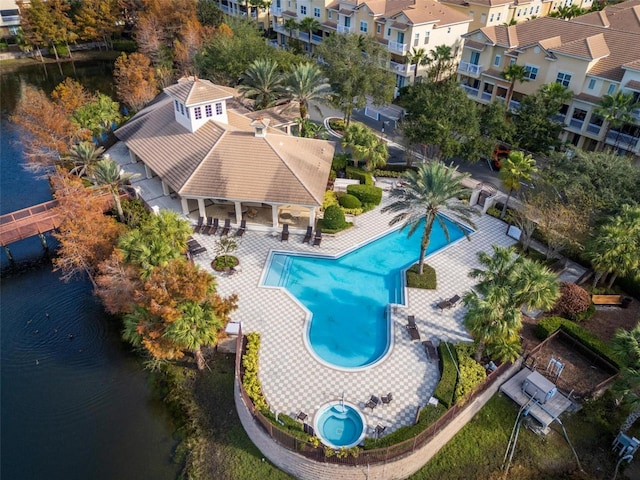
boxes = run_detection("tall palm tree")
[498,150,537,219]
[425,45,455,83]
[299,16,320,53]
[406,47,428,83]
[90,157,138,223]
[595,92,640,150]
[501,63,529,107]
[341,123,388,170]
[611,325,640,433]
[65,141,104,177]
[283,17,298,43]
[284,62,331,121]
[381,161,478,274]
[238,58,285,110]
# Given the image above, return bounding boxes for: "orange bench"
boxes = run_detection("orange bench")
[592,294,623,306]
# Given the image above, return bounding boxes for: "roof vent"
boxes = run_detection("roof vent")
[250,117,270,138]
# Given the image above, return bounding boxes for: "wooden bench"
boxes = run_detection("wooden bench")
[592,294,623,306]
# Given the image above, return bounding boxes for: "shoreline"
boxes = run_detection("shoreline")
[0,49,121,71]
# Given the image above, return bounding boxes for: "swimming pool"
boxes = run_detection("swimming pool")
[262,217,469,369]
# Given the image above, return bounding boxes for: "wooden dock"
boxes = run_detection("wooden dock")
[0,200,61,247]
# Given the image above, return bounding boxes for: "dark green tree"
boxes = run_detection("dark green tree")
[196,0,224,27]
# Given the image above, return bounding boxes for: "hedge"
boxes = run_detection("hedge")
[323,190,339,210]
[536,316,621,368]
[345,166,373,186]
[453,344,486,405]
[347,184,382,206]
[339,193,362,209]
[321,205,347,230]
[406,263,437,289]
[242,333,268,411]
[434,342,457,409]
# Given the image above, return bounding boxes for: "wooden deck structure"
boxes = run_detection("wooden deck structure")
[0,200,61,247]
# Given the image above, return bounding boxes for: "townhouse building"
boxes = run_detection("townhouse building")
[457,0,640,157]
[0,0,21,40]
[270,0,471,90]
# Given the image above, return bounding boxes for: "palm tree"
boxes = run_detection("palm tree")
[406,47,428,83]
[341,123,388,170]
[611,325,640,433]
[90,157,138,223]
[381,161,478,274]
[425,45,455,82]
[283,17,298,43]
[595,92,640,150]
[238,58,285,110]
[586,205,640,288]
[299,16,320,53]
[284,62,331,122]
[65,141,104,177]
[498,150,537,219]
[501,63,529,107]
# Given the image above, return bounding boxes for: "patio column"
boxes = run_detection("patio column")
[271,204,279,229]
[308,207,316,228]
[180,198,189,216]
[197,198,206,219]
[161,181,170,196]
[234,201,242,224]
[129,149,137,163]
[144,165,153,179]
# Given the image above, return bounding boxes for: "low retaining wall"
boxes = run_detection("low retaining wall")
[234,357,523,480]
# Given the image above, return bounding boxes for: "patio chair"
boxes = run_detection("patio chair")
[381,393,393,405]
[366,395,380,411]
[437,294,461,310]
[236,219,246,237]
[296,411,308,422]
[303,423,315,436]
[302,226,313,244]
[423,340,438,361]
[407,315,416,329]
[407,325,421,341]
[375,425,386,437]
[193,216,204,233]
[205,218,219,235]
[220,218,231,236]
[202,217,213,235]
[281,223,289,242]
[448,294,461,307]
[313,228,322,247]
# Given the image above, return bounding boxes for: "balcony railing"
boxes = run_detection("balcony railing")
[481,91,492,101]
[388,61,416,76]
[0,15,20,25]
[462,85,479,97]
[337,25,353,34]
[220,4,231,13]
[509,100,520,111]
[458,61,483,76]
[312,33,323,43]
[551,113,566,124]
[569,118,584,130]
[606,130,640,149]
[387,41,408,55]
[586,123,601,135]
[270,6,282,16]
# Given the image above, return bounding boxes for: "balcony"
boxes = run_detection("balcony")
[462,85,479,97]
[337,25,353,34]
[586,123,601,135]
[508,100,520,111]
[606,130,640,150]
[481,91,492,101]
[388,61,416,76]
[220,4,231,13]
[569,118,584,130]
[387,41,408,55]
[551,113,566,124]
[0,15,20,26]
[458,61,483,76]
[270,6,282,16]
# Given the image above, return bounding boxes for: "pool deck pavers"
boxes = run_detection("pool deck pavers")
[191,193,519,437]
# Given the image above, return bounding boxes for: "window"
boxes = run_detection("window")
[328,11,332,19]
[377,24,381,34]
[587,78,596,90]
[535,6,540,13]
[481,13,487,23]
[556,72,572,87]
[300,5,306,14]
[524,65,539,80]
[314,7,320,17]
[414,33,419,47]
[360,21,368,33]
[607,83,616,95]
[497,12,501,21]
[205,104,213,117]
[529,6,534,14]
[175,100,179,111]
[424,31,430,44]
[469,10,474,18]
[494,55,501,67]
[9,25,19,35]
[387,28,391,36]
[489,13,494,22]
[517,9,521,17]
[186,107,190,119]
[215,103,223,115]
[447,27,451,33]
[509,58,516,66]
[345,16,350,28]
[180,103,185,115]
[194,106,202,119]
[470,51,480,65]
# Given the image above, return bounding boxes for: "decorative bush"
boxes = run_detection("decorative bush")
[347,184,382,206]
[322,190,339,210]
[331,153,349,171]
[536,317,620,367]
[345,166,373,186]
[212,255,239,271]
[242,333,268,411]
[373,169,403,178]
[328,119,346,134]
[434,342,457,408]
[485,207,501,218]
[339,194,362,209]
[554,282,591,321]
[321,205,347,230]
[406,263,437,289]
[119,198,151,228]
[454,344,487,405]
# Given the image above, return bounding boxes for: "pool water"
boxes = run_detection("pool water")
[263,217,468,368]
[314,403,366,449]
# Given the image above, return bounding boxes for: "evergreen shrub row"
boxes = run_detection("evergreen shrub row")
[347,184,382,206]
[434,342,457,408]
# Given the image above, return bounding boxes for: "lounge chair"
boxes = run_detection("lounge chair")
[205,218,219,235]
[187,237,207,256]
[303,423,315,436]
[236,219,246,237]
[313,228,322,247]
[220,218,231,236]
[407,325,421,341]
[407,315,416,329]
[375,425,386,437]
[302,226,313,244]
[281,223,289,242]
[437,294,461,310]
[381,392,393,405]
[201,217,213,234]
[296,411,308,422]
[423,341,438,361]
[365,395,380,411]
[193,216,204,233]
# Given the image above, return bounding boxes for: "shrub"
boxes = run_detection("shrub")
[554,282,591,321]
[454,344,487,405]
[242,333,268,411]
[211,255,238,271]
[322,190,339,210]
[55,44,69,56]
[345,166,373,186]
[338,193,362,209]
[112,39,138,52]
[434,342,457,408]
[486,207,501,218]
[347,184,382,206]
[373,169,403,178]
[536,317,621,367]
[406,263,437,289]
[321,205,346,230]
[332,153,349,171]
[119,198,151,228]
[328,119,346,134]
